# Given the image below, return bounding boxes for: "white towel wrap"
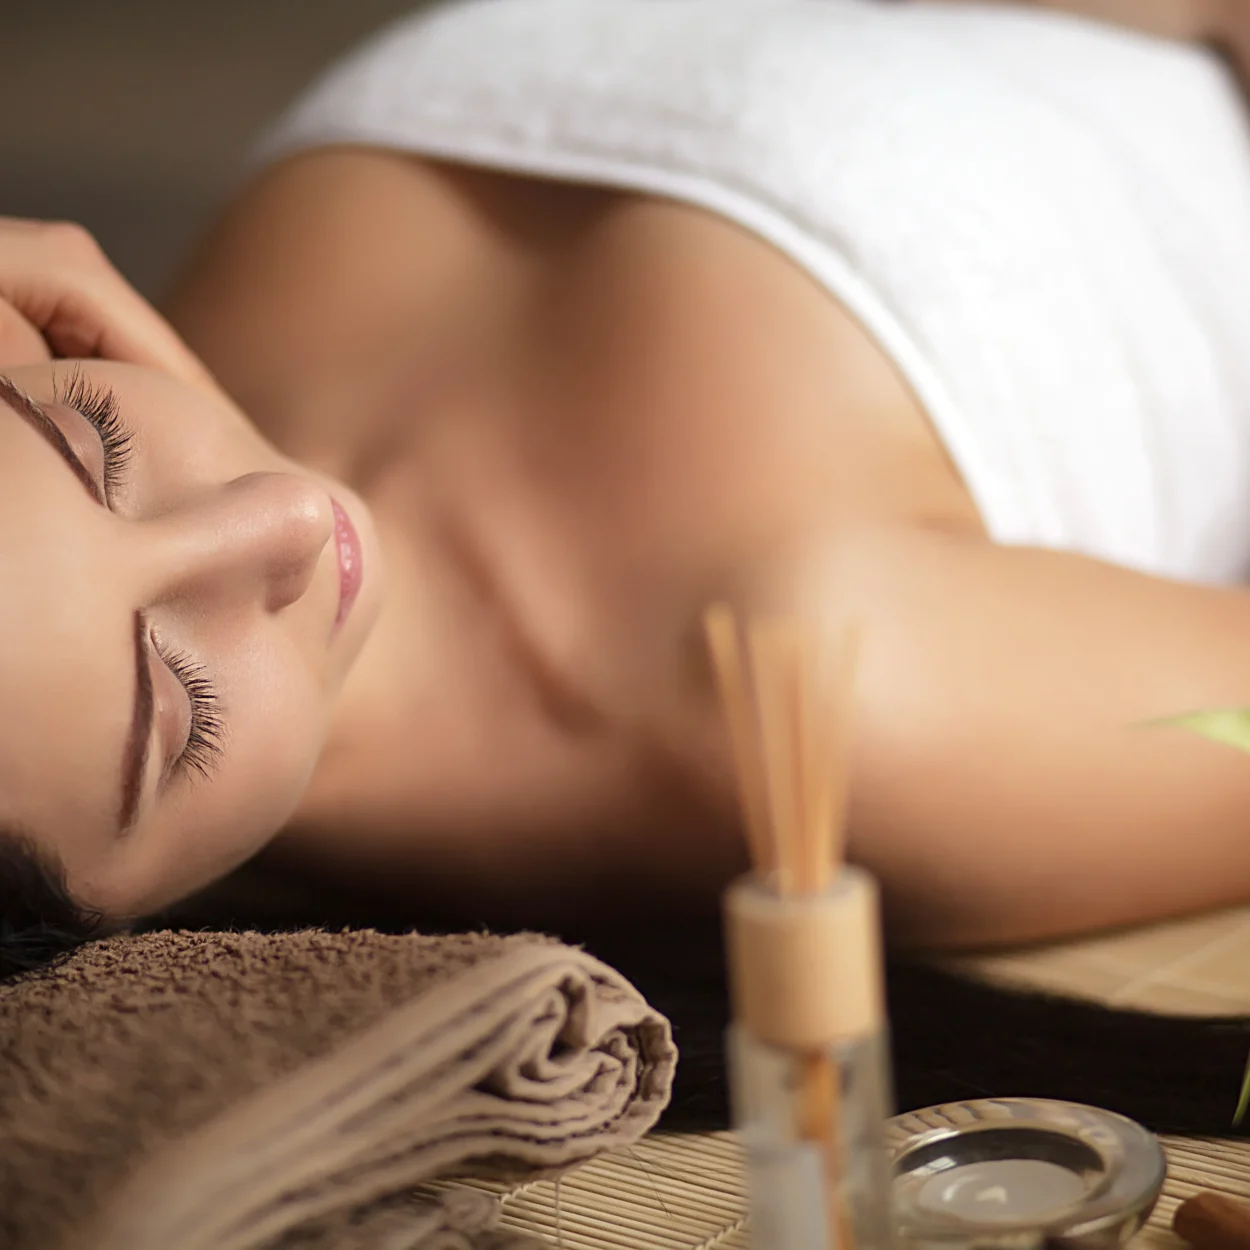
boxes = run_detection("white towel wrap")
[262,0,1250,584]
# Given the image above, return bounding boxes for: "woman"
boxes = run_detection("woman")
[0,223,385,952]
[8,0,1250,968]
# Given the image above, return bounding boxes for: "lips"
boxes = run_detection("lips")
[331,498,363,630]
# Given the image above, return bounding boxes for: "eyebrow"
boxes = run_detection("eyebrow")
[0,375,105,505]
[120,613,154,832]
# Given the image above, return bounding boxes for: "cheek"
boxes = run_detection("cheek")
[132,642,331,911]
[226,640,331,820]
[123,386,280,516]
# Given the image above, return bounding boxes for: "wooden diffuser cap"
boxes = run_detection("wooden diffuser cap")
[724,866,885,1051]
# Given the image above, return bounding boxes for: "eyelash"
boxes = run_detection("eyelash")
[53,369,134,501]
[151,638,225,781]
[45,375,220,781]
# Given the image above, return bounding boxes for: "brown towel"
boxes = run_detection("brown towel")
[0,928,675,1250]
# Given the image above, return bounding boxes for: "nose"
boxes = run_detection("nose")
[139,472,335,615]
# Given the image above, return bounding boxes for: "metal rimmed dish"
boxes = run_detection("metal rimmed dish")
[886,1098,1167,1250]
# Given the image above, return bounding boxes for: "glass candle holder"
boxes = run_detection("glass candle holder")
[886,1098,1167,1250]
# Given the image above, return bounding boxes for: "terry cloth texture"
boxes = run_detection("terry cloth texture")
[0,928,675,1250]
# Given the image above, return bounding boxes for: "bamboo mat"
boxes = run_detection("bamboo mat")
[937,904,1250,1017]
[438,905,1250,1249]
[430,1129,1247,1250]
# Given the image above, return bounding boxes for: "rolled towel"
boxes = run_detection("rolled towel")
[0,928,675,1250]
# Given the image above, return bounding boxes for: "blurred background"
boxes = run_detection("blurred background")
[2,0,427,298]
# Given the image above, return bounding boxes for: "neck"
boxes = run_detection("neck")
[276,468,737,917]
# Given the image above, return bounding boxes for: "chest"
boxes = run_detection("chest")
[381,189,974,601]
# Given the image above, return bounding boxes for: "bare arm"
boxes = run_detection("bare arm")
[771,526,1250,949]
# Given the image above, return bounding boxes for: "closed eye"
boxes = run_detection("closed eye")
[149,631,225,782]
[0,374,103,504]
[53,368,135,507]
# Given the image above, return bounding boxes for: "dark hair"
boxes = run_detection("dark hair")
[0,830,106,979]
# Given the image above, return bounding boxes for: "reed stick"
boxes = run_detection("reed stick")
[704,604,775,878]
[750,619,805,896]
[704,603,862,1250]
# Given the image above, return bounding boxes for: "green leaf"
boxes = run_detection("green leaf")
[1147,709,1250,1123]
[1148,708,1250,755]
[1150,709,1250,1122]
[1236,1055,1250,1128]
[1149,711,1250,1125]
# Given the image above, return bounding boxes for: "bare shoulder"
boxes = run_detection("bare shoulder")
[165,146,609,366]
[164,150,512,430]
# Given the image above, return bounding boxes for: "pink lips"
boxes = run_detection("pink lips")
[331,499,363,630]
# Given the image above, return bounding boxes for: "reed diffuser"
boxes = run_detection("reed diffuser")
[705,605,895,1250]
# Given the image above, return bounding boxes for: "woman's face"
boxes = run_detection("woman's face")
[0,359,383,918]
